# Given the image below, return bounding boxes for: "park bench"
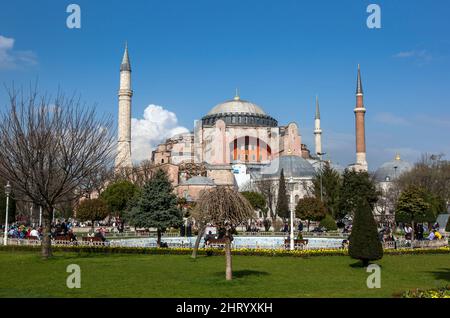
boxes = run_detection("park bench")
[135,229,150,236]
[207,238,228,249]
[81,236,107,246]
[284,239,309,250]
[55,235,71,241]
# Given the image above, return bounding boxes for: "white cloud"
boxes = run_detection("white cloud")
[0,35,37,70]
[393,49,432,65]
[374,112,410,126]
[131,104,189,162]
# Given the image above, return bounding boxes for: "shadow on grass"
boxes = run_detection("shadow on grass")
[349,260,383,269]
[427,268,450,282]
[214,270,270,279]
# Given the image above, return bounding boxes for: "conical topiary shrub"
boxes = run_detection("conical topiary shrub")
[349,199,383,266]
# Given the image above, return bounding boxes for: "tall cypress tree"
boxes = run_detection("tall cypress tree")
[276,169,290,220]
[129,169,182,247]
[349,199,383,266]
[312,163,342,219]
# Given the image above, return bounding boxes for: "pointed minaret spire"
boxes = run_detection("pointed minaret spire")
[116,42,133,169]
[120,42,131,72]
[315,95,320,120]
[353,64,367,171]
[356,64,363,95]
[314,95,322,157]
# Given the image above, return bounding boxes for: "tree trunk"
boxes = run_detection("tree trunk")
[362,259,369,267]
[307,220,310,232]
[225,231,233,281]
[41,207,53,259]
[411,220,415,247]
[191,223,206,259]
[157,228,161,248]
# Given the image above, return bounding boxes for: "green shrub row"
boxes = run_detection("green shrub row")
[0,244,449,258]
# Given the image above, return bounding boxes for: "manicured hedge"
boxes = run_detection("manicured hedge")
[0,244,449,258]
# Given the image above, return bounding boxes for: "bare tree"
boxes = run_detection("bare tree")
[197,187,254,280]
[132,160,156,187]
[0,86,115,258]
[254,179,277,222]
[397,153,450,206]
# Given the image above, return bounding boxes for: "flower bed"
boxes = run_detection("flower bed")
[0,244,449,258]
[401,286,450,298]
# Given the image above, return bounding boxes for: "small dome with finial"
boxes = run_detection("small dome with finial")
[374,154,413,182]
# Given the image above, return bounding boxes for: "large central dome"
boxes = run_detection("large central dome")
[207,96,267,116]
[202,94,278,127]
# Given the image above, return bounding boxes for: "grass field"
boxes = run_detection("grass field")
[0,251,448,298]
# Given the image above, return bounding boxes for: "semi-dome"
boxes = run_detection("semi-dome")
[202,94,278,128]
[259,155,316,179]
[374,154,413,182]
[182,176,215,186]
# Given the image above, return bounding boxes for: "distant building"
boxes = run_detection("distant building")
[373,154,413,224]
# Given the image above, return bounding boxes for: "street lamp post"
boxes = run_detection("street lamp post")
[317,152,327,202]
[289,177,295,251]
[3,181,12,246]
[39,206,42,227]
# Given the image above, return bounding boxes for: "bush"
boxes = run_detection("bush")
[401,286,450,298]
[349,200,383,266]
[319,214,337,231]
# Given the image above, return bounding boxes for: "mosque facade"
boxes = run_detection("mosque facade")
[115,44,414,219]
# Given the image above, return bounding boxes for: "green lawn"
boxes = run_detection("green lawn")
[0,251,448,297]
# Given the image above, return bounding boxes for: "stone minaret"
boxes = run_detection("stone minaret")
[354,64,368,171]
[314,95,322,157]
[116,43,133,168]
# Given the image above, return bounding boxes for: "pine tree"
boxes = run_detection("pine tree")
[349,200,383,266]
[338,169,379,219]
[312,163,342,219]
[276,169,290,220]
[129,169,182,247]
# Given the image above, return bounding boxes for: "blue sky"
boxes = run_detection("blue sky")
[1,0,450,169]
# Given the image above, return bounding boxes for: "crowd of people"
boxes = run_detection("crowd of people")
[402,222,443,241]
[6,224,42,239]
[3,219,107,243]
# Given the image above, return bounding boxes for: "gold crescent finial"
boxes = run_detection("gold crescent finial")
[395,153,401,161]
[234,88,240,100]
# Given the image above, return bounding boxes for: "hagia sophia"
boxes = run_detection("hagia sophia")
[115,44,413,220]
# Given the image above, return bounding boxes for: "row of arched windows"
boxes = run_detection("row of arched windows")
[202,114,277,127]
